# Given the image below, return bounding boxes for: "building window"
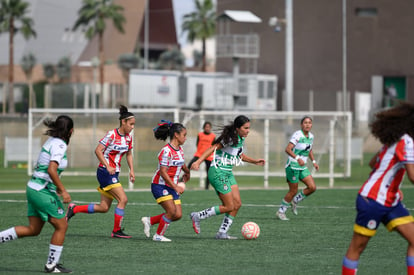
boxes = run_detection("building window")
[355,8,378,17]
[267,81,274,98]
[258,81,265,99]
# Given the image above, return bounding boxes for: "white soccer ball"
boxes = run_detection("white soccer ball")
[176,182,186,193]
[241,221,260,240]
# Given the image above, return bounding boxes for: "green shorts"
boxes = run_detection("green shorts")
[26,186,66,221]
[208,166,237,195]
[285,166,311,184]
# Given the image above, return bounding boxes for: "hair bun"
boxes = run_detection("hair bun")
[119,105,128,115]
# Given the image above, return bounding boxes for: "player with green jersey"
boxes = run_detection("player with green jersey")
[190,115,265,239]
[276,116,319,221]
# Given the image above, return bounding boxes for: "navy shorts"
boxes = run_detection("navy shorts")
[354,194,414,236]
[96,167,120,189]
[151,183,181,205]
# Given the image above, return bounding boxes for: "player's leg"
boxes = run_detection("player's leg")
[1,216,45,243]
[342,232,370,275]
[108,186,130,238]
[67,193,113,222]
[215,184,241,239]
[291,170,316,211]
[204,160,212,189]
[395,222,414,275]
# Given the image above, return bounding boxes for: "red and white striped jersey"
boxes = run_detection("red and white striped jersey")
[98,128,133,172]
[359,134,414,207]
[152,143,185,187]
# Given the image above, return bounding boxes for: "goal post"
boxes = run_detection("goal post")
[28,108,352,189]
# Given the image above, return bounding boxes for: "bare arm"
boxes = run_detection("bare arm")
[191,143,222,170]
[159,166,184,193]
[241,154,265,166]
[285,142,305,166]
[48,161,71,203]
[405,163,414,183]
[309,150,319,171]
[95,143,115,175]
[126,150,135,183]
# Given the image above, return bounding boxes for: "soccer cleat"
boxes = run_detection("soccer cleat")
[276,211,289,221]
[190,212,201,234]
[65,203,76,221]
[215,232,238,240]
[291,201,298,215]
[44,263,72,273]
[141,217,151,238]
[111,229,132,239]
[152,234,171,242]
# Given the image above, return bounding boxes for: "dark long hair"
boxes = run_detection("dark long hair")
[370,102,414,146]
[214,115,250,145]
[119,105,134,125]
[153,120,186,141]
[44,115,74,144]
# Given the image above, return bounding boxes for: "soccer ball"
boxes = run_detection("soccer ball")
[176,182,186,193]
[241,222,260,240]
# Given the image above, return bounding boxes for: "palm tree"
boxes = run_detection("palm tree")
[182,0,215,72]
[73,0,126,108]
[0,0,36,114]
[156,48,185,71]
[20,52,36,108]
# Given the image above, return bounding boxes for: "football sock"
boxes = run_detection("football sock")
[113,207,124,232]
[198,206,220,220]
[293,191,307,204]
[342,256,358,275]
[278,200,290,213]
[0,227,17,243]
[73,204,95,214]
[407,256,414,275]
[156,215,171,236]
[218,214,234,234]
[150,214,164,225]
[47,244,63,265]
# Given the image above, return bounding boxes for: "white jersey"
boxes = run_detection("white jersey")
[27,137,68,192]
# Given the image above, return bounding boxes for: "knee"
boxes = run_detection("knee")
[308,184,317,193]
[173,212,182,221]
[234,201,242,211]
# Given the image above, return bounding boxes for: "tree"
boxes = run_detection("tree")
[56,56,71,82]
[73,0,126,108]
[156,48,185,71]
[182,0,215,72]
[20,52,36,108]
[0,0,36,114]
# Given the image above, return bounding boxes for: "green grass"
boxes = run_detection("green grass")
[1,188,414,274]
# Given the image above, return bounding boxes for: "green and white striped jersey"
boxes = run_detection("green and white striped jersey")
[212,135,245,171]
[285,130,314,170]
[27,137,68,192]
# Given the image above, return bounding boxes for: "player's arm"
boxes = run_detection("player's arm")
[95,143,115,174]
[191,143,222,170]
[159,166,184,193]
[241,154,265,166]
[48,161,71,203]
[309,150,319,171]
[181,164,191,183]
[286,142,304,166]
[405,163,414,184]
[126,150,135,183]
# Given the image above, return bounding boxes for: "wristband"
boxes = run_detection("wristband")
[312,160,316,164]
[295,155,300,160]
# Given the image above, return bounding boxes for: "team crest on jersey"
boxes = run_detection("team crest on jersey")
[57,207,64,215]
[112,177,118,183]
[367,220,377,229]
[163,189,169,196]
[224,184,228,191]
[292,176,297,181]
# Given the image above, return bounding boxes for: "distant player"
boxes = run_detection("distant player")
[66,105,135,238]
[190,115,265,239]
[0,115,74,273]
[187,121,216,189]
[141,121,190,242]
[276,116,319,221]
[342,103,414,275]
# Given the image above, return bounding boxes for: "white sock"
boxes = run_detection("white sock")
[218,215,234,234]
[293,191,306,204]
[46,244,63,265]
[198,206,218,220]
[0,227,17,243]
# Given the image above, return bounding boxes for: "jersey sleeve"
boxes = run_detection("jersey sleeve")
[397,135,414,163]
[159,147,171,167]
[289,131,301,146]
[50,140,67,165]
[99,131,114,147]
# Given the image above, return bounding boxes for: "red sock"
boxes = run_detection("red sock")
[156,215,171,235]
[342,265,357,275]
[408,266,414,275]
[150,214,164,225]
[113,214,123,232]
[73,204,90,214]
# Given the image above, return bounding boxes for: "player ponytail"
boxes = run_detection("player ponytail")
[214,115,250,145]
[153,120,186,141]
[119,105,134,124]
[44,115,74,144]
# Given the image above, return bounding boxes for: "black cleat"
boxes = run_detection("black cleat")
[44,263,72,273]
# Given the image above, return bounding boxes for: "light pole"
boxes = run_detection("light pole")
[342,0,347,111]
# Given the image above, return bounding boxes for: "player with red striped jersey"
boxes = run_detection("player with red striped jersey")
[141,121,190,242]
[66,105,136,239]
[343,103,414,275]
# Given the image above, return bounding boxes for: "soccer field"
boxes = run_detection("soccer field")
[1,188,413,274]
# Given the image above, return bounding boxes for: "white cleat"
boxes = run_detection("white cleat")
[152,234,171,242]
[291,201,298,215]
[141,217,151,238]
[276,211,289,221]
